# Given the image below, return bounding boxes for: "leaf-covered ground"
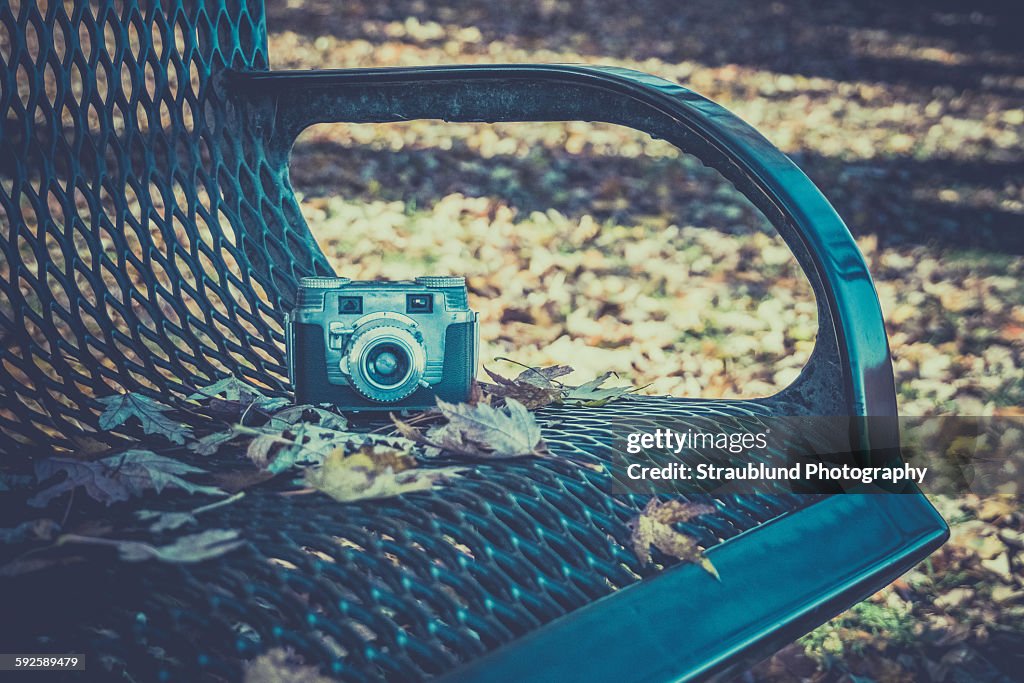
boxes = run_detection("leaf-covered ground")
[266,0,1023,680]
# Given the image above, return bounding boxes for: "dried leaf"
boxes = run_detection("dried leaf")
[258,397,292,411]
[106,450,223,497]
[136,492,245,533]
[189,429,239,456]
[61,529,246,563]
[441,398,545,457]
[304,444,462,503]
[398,398,546,459]
[135,510,196,533]
[561,372,640,407]
[629,499,718,578]
[0,519,61,544]
[29,450,223,507]
[245,423,417,473]
[249,425,345,473]
[268,405,348,431]
[480,364,571,410]
[97,393,192,444]
[244,648,334,683]
[29,458,129,507]
[189,377,288,413]
[188,376,267,402]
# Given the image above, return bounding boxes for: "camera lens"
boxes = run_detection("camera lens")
[364,342,410,387]
[343,323,427,403]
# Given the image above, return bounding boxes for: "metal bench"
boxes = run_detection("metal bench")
[0,2,947,681]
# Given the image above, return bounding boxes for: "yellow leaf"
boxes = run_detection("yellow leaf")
[304,445,461,503]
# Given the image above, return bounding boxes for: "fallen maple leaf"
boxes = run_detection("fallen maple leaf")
[244,648,334,683]
[561,372,641,407]
[629,499,719,579]
[304,444,462,503]
[105,450,223,497]
[60,529,245,563]
[268,405,348,431]
[397,398,547,459]
[242,423,418,473]
[136,492,246,533]
[480,363,572,410]
[97,393,192,444]
[0,519,61,544]
[188,376,289,413]
[29,451,224,507]
[188,376,266,402]
[28,458,129,507]
[189,429,239,456]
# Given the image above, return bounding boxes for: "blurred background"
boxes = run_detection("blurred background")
[268,0,1022,680]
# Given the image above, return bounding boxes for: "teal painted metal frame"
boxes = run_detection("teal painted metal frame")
[229,64,948,679]
[231,64,897,434]
[440,494,947,682]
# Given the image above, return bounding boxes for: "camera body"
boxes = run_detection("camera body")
[287,276,478,411]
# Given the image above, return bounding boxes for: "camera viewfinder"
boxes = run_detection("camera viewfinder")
[406,294,433,314]
[338,296,363,314]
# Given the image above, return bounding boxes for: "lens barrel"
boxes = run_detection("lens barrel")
[343,323,426,403]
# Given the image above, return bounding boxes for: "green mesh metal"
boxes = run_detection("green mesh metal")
[0,2,919,682]
[0,0,331,452]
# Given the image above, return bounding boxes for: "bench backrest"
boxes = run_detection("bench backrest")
[0,1,318,450]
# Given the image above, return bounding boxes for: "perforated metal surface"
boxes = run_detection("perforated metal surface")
[1,3,858,681]
[0,0,330,452]
[5,398,820,681]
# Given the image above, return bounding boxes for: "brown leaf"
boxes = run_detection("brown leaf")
[304,444,462,503]
[268,405,348,431]
[397,398,546,460]
[29,451,223,508]
[244,648,334,683]
[60,529,246,563]
[69,435,114,457]
[480,363,571,410]
[562,372,641,407]
[629,499,718,578]
[210,468,276,493]
[97,393,192,444]
[189,429,239,456]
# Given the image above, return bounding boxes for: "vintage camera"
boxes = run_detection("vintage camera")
[286,276,478,411]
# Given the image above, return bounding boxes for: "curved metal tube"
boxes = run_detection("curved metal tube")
[230,64,897,437]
